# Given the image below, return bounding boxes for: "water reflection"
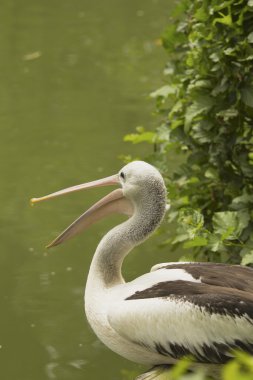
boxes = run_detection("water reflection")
[0,1,175,379]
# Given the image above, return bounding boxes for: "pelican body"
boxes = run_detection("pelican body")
[31,161,253,367]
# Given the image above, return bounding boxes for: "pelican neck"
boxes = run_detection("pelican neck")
[86,192,167,289]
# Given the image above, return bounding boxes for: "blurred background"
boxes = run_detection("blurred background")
[0,1,175,379]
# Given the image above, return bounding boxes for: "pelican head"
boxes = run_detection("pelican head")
[31,161,167,248]
[119,161,166,200]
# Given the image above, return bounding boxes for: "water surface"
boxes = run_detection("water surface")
[0,1,175,379]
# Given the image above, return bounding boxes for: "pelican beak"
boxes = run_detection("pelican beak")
[30,174,133,248]
[31,174,120,204]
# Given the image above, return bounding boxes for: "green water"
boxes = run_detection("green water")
[0,1,175,379]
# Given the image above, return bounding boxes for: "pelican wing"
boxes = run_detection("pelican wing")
[109,263,253,364]
[149,262,253,292]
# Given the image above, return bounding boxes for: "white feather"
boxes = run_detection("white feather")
[108,296,253,363]
[150,262,195,272]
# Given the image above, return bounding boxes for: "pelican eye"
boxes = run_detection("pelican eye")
[120,172,125,180]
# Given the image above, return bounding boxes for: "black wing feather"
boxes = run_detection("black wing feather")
[126,263,253,318]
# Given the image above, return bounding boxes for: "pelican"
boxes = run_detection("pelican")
[31,161,253,375]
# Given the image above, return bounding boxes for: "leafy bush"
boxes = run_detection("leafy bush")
[125,0,253,265]
[121,352,253,380]
[171,351,253,380]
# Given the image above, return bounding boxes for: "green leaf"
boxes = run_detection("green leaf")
[216,108,239,121]
[241,87,253,108]
[213,13,232,27]
[194,5,209,22]
[179,253,197,262]
[174,196,190,207]
[185,96,214,131]
[241,251,253,265]
[212,211,250,240]
[235,350,253,369]
[232,193,253,207]
[207,234,223,252]
[223,360,240,380]
[212,1,236,12]
[204,168,219,179]
[248,32,253,43]
[223,352,253,380]
[188,80,211,92]
[170,356,194,379]
[172,234,189,245]
[211,77,228,95]
[210,52,220,62]
[183,236,208,248]
[224,47,236,56]
[169,100,183,118]
[178,209,205,239]
[124,131,156,144]
[191,121,215,144]
[179,209,204,228]
[150,85,176,99]
[170,119,183,130]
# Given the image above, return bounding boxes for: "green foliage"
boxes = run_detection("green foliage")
[125,352,253,379]
[124,126,157,144]
[222,351,253,380]
[179,352,253,380]
[126,0,253,265]
[123,2,253,378]
[131,352,253,380]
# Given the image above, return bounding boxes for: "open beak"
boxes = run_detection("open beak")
[31,174,133,248]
